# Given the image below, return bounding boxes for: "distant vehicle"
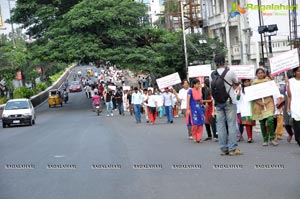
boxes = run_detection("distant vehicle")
[2,99,36,128]
[69,81,82,92]
[86,68,93,77]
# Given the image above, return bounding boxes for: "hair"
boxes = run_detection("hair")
[143,88,148,92]
[204,78,210,87]
[241,79,250,94]
[214,54,226,67]
[255,68,265,75]
[134,87,138,91]
[293,66,300,73]
[192,79,200,86]
[182,79,189,85]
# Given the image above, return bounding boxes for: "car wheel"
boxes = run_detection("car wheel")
[2,122,6,128]
[32,117,35,125]
[28,117,33,126]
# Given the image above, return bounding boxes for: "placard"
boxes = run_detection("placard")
[244,80,280,101]
[108,85,116,91]
[123,86,131,91]
[188,64,212,78]
[156,72,181,89]
[228,65,255,79]
[269,48,299,75]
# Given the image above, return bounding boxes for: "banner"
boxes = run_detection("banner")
[244,80,280,101]
[188,64,211,78]
[123,86,131,91]
[269,48,299,75]
[156,72,181,89]
[108,85,116,91]
[228,65,255,79]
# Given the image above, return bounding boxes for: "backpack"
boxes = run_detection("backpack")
[211,69,232,104]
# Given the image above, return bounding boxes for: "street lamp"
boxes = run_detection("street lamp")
[210,43,217,68]
[258,24,278,57]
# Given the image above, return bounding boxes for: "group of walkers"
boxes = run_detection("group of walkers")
[81,58,300,156]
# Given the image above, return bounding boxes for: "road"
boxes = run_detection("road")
[0,66,299,199]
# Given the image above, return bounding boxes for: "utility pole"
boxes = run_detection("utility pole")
[8,0,16,48]
[257,0,265,67]
[179,1,189,79]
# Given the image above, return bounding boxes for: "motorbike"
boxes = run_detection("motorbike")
[94,102,102,116]
[62,90,69,104]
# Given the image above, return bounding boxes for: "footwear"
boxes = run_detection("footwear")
[106,114,110,117]
[229,149,243,156]
[270,140,279,146]
[204,137,212,141]
[262,142,268,146]
[287,135,292,143]
[276,137,283,140]
[196,140,202,143]
[220,150,229,156]
[188,136,193,140]
[247,138,253,143]
[214,138,218,142]
[111,113,113,117]
[170,121,173,123]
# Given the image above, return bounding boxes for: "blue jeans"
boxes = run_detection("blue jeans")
[117,102,124,115]
[215,101,238,152]
[164,106,173,122]
[106,101,113,115]
[133,104,141,122]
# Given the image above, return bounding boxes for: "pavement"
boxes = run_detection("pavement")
[0,66,299,199]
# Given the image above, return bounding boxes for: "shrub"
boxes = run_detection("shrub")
[36,82,48,92]
[49,70,64,84]
[0,96,9,105]
[13,87,34,99]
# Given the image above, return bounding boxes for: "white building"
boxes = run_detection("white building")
[202,0,299,67]
[137,0,165,26]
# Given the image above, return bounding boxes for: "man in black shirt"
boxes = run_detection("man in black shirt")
[115,88,124,115]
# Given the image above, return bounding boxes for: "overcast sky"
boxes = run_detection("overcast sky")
[0,0,17,35]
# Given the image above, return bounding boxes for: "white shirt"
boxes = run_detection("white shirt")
[163,92,173,106]
[289,78,300,120]
[131,92,143,105]
[147,95,157,107]
[156,94,164,107]
[178,88,189,109]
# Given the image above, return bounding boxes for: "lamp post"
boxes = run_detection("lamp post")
[8,0,16,48]
[210,43,217,69]
[258,24,278,57]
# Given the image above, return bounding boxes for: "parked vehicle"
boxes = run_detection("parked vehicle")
[2,98,36,128]
[48,89,63,108]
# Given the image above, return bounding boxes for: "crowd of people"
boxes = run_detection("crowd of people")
[78,60,300,156]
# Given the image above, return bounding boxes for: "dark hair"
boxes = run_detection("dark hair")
[241,79,250,94]
[134,87,138,91]
[255,68,265,75]
[214,54,225,67]
[192,79,200,85]
[204,78,210,87]
[293,66,300,73]
[143,88,148,92]
[182,79,189,85]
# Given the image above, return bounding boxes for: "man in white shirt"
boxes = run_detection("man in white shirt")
[131,87,143,123]
[174,80,191,139]
[163,87,174,123]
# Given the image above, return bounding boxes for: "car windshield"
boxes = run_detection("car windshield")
[71,81,80,86]
[5,101,29,110]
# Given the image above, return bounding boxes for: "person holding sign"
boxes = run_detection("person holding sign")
[186,79,204,143]
[287,66,300,147]
[236,79,256,143]
[252,68,278,146]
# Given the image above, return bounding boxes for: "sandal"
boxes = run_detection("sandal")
[287,135,292,143]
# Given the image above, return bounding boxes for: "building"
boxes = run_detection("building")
[202,0,299,67]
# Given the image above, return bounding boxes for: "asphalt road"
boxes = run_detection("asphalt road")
[0,67,299,199]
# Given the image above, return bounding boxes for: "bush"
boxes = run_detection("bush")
[13,87,35,99]
[36,82,48,92]
[49,70,64,84]
[0,96,9,105]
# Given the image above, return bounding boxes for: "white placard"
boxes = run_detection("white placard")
[108,85,116,91]
[269,48,299,75]
[123,86,131,91]
[188,64,212,78]
[156,72,181,89]
[147,87,154,92]
[228,65,255,79]
[244,80,279,101]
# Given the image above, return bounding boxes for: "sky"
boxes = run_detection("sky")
[0,0,17,35]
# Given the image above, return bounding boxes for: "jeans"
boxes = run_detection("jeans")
[215,101,238,151]
[117,102,124,115]
[106,101,113,115]
[164,106,173,122]
[133,104,141,122]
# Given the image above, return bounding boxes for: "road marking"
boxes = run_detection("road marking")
[54,155,65,158]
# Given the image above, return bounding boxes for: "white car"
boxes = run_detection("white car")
[2,99,36,128]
